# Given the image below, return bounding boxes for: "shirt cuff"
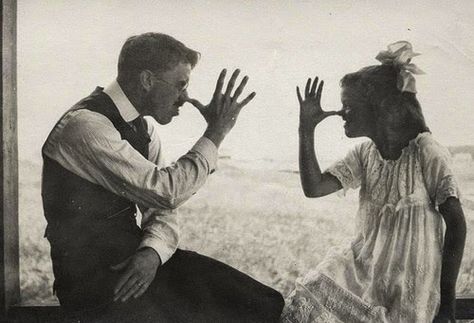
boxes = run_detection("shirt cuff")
[138,238,177,265]
[191,136,218,173]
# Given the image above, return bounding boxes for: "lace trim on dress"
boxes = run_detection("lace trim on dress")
[282,273,385,323]
[281,291,316,323]
[306,274,384,323]
[435,175,460,206]
[281,277,350,323]
[327,160,359,192]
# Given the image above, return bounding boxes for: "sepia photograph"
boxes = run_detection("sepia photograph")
[1,0,474,321]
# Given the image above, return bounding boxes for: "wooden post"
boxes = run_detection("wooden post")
[0,0,20,320]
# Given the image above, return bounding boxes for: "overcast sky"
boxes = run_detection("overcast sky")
[18,0,474,167]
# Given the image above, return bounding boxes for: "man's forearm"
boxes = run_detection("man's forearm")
[45,113,218,211]
[131,136,218,209]
[139,207,179,265]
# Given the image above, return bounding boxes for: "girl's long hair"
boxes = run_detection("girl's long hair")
[340,64,429,139]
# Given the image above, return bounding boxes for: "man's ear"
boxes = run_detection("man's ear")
[139,70,154,92]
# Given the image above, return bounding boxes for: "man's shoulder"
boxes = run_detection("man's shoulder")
[59,108,115,135]
[43,107,118,156]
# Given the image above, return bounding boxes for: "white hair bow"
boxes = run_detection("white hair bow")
[375,41,424,93]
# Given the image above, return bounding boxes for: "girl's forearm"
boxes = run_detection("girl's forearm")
[438,198,466,310]
[439,224,466,305]
[299,128,322,197]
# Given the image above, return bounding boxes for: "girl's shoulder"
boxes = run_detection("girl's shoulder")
[347,140,375,168]
[414,132,451,162]
[353,140,374,156]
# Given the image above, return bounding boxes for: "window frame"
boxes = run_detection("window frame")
[0,0,473,320]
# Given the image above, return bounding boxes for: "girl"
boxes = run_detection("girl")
[281,41,466,322]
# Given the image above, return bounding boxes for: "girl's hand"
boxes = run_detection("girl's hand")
[296,76,339,132]
[432,305,456,323]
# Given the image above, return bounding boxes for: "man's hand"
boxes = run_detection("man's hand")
[110,248,161,302]
[185,68,256,148]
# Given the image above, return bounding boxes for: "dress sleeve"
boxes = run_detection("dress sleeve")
[419,138,461,206]
[325,143,365,192]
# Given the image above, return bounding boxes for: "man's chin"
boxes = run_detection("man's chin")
[156,117,173,125]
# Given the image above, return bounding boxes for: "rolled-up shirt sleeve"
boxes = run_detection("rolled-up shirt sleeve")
[138,207,179,265]
[42,109,218,210]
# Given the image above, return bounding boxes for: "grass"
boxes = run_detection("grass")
[19,158,474,305]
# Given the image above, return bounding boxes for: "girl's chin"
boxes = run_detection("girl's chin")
[344,124,364,138]
[344,129,354,137]
[343,123,353,136]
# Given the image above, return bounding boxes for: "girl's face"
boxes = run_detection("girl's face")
[340,86,375,138]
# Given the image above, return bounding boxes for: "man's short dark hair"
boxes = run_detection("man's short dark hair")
[117,32,200,82]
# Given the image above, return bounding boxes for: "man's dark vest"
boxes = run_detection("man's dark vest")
[42,87,151,310]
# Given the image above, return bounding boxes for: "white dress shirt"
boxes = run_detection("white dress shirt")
[42,80,218,264]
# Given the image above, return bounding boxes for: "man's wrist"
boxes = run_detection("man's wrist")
[204,127,224,148]
[138,247,162,267]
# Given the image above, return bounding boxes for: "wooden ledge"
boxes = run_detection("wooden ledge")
[5,296,474,322]
[456,295,474,320]
[7,302,62,323]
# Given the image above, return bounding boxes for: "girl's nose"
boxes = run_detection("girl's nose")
[340,107,351,119]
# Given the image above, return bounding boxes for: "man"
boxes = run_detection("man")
[42,32,283,322]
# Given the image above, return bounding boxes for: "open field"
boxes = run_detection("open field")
[19,158,474,304]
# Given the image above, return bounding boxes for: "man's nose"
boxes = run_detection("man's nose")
[181,89,189,99]
[177,90,188,105]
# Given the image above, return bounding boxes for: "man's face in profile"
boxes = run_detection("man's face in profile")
[142,62,191,125]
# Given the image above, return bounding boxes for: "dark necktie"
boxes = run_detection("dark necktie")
[130,117,145,135]
[128,116,150,157]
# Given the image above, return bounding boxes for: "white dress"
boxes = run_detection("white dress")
[281,132,460,323]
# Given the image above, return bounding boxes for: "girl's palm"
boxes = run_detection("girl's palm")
[297,77,338,130]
